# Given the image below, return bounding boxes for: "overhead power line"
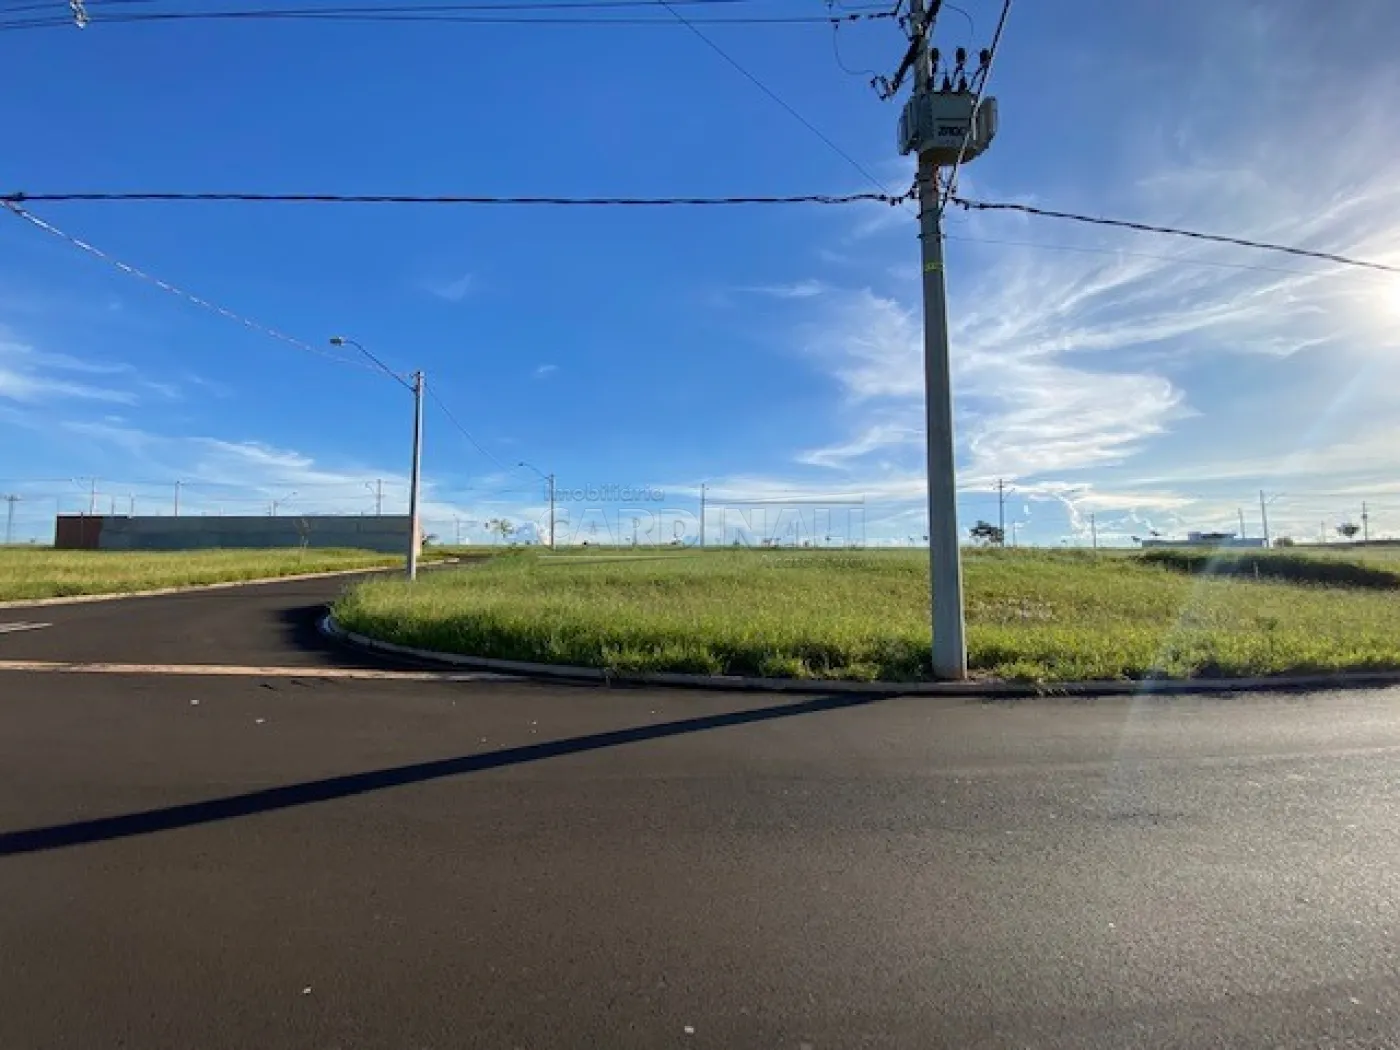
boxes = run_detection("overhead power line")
[425,387,509,471]
[2,189,910,206]
[1,201,380,372]
[950,196,1400,275]
[655,0,902,205]
[0,0,150,11]
[0,4,896,29]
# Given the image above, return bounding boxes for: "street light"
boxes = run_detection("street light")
[331,335,425,580]
[518,461,556,549]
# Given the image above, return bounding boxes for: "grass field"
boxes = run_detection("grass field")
[0,548,406,602]
[333,547,1400,682]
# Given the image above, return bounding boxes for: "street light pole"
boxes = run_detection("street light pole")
[407,371,425,580]
[3,494,18,545]
[330,336,424,580]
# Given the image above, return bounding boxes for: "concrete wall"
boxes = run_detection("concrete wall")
[1141,538,1267,550]
[55,515,412,553]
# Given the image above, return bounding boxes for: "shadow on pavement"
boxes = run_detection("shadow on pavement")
[275,604,386,669]
[0,692,878,857]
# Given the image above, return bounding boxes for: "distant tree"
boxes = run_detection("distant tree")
[1275,536,1295,547]
[486,518,515,545]
[422,533,439,548]
[1338,522,1361,540]
[968,519,1004,546]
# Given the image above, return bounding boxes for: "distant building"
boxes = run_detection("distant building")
[1140,531,1267,550]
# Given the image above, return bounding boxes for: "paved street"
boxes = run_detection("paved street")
[3,575,1400,1047]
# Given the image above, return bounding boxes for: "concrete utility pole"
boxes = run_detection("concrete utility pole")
[88,477,97,516]
[699,483,707,549]
[898,0,998,678]
[329,336,424,580]
[1259,490,1270,547]
[3,494,18,545]
[1090,512,1098,550]
[407,371,425,579]
[517,462,555,549]
[997,479,1006,547]
[174,479,182,518]
[1238,508,1247,539]
[1363,502,1370,543]
[368,479,384,516]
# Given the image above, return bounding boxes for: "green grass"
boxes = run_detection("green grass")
[333,547,1400,682]
[0,548,407,602]
[1140,548,1400,588]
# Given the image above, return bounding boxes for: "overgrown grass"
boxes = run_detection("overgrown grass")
[334,547,1400,682]
[1140,548,1400,589]
[0,548,405,601]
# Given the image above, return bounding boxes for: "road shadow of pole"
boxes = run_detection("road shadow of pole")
[0,692,881,857]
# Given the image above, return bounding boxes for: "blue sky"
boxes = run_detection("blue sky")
[3,0,1399,546]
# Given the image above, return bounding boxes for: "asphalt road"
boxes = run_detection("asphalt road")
[3,575,1400,1047]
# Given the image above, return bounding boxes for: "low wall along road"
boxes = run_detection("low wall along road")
[54,514,412,554]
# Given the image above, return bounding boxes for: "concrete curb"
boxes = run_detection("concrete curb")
[0,559,459,611]
[320,615,1400,697]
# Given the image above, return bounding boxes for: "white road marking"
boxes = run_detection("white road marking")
[0,660,515,681]
[0,621,52,634]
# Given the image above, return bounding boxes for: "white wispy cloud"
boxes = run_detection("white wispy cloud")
[0,335,139,405]
[734,0,1400,547]
[748,279,828,300]
[422,273,475,303]
[532,363,558,379]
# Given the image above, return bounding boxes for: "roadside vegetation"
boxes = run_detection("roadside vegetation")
[0,548,405,602]
[334,547,1400,682]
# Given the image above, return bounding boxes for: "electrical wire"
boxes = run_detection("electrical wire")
[937,0,1010,211]
[948,197,1400,275]
[338,339,415,390]
[2,189,910,206]
[2,201,383,372]
[425,387,510,471]
[654,0,903,206]
[829,17,878,79]
[0,0,751,11]
[941,232,1324,278]
[938,1,973,36]
[0,0,149,11]
[0,5,896,29]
